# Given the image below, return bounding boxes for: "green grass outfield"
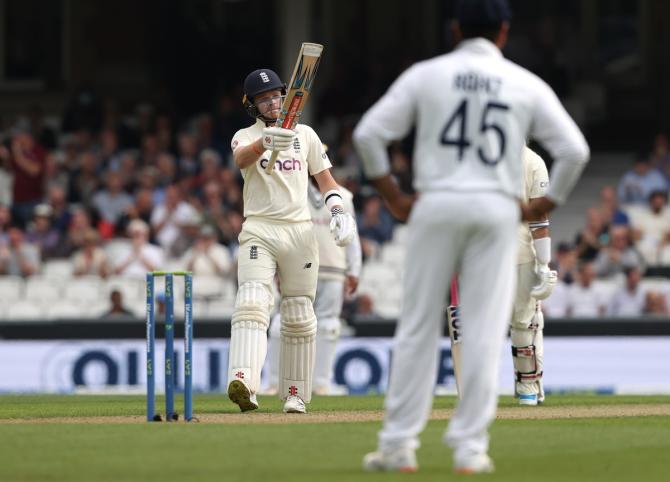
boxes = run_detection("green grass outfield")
[0,394,669,482]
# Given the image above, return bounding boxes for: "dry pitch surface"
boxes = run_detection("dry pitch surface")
[0,395,668,424]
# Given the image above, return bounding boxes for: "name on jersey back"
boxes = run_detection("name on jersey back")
[454,72,502,95]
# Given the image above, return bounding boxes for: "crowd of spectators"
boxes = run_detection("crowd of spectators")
[2,88,670,320]
[544,132,670,317]
[0,91,404,317]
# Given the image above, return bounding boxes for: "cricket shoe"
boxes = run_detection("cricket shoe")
[518,393,538,406]
[227,379,259,412]
[362,448,418,473]
[283,395,306,414]
[453,453,495,474]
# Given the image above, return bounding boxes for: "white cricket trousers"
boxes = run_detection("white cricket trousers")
[378,190,519,459]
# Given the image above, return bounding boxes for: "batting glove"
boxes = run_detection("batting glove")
[531,264,558,300]
[262,126,296,153]
[329,209,356,247]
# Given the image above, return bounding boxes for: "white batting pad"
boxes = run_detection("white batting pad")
[314,316,340,392]
[510,309,544,395]
[228,282,273,393]
[279,296,317,402]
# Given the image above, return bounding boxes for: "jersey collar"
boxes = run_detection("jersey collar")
[252,118,266,133]
[456,38,503,58]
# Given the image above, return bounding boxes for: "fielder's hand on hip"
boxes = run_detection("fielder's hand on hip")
[385,193,416,223]
[262,126,296,153]
[521,196,557,222]
[531,264,558,300]
[330,210,356,247]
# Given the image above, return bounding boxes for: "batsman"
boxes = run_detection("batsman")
[227,65,356,414]
[449,146,557,404]
[511,146,557,405]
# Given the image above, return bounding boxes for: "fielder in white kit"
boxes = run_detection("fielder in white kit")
[353,0,589,473]
[227,68,355,414]
[267,181,362,395]
[512,147,557,406]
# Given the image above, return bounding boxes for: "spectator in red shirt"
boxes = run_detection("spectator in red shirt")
[0,131,47,228]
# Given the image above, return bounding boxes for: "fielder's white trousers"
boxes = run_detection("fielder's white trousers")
[378,190,519,459]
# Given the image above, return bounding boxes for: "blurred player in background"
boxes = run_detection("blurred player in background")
[449,146,557,404]
[353,0,589,474]
[511,147,557,406]
[227,68,355,414]
[266,168,362,395]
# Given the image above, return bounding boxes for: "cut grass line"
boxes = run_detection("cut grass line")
[1,403,668,424]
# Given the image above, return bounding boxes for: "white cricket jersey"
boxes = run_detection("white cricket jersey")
[517,147,549,264]
[231,119,331,222]
[354,38,589,203]
[307,183,356,280]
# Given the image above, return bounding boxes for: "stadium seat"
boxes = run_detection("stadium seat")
[192,275,225,299]
[380,243,406,274]
[375,298,402,319]
[639,277,670,295]
[657,246,670,266]
[221,279,237,302]
[24,276,63,302]
[5,301,45,321]
[373,281,403,319]
[171,297,206,320]
[45,301,86,320]
[104,276,144,304]
[592,278,621,304]
[104,239,132,261]
[0,276,24,301]
[42,259,75,278]
[356,283,381,304]
[205,299,236,319]
[64,276,103,302]
[360,262,399,289]
[377,282,403,303]
[87,301,112,318]
[129,299,147,319]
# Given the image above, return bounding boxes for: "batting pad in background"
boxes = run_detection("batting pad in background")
[0,337,668,394]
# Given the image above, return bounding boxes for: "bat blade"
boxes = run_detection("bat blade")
[265,42,323,174]
[446,277,462,397]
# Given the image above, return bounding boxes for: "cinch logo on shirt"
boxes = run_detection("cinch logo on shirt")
[259,157,303,171]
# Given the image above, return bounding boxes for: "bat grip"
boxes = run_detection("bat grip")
[265,150,279,174]
[450,277,459,305]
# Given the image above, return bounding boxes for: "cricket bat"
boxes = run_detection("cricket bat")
[265,42,323,174]
[446,277,462,397]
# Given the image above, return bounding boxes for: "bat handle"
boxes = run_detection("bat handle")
[265,150,279,174]
[450,277,459,305]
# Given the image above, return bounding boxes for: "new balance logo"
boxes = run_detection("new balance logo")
[250,246,258,260]
[304,262,312,269]
[260,71,270,83]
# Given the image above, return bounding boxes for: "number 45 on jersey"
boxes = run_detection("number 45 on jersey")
[440,100,510,166]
